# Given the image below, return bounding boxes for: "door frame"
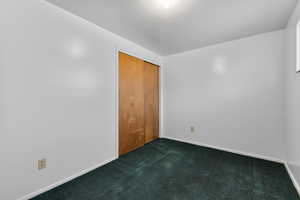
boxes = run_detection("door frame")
[114,48,163,158]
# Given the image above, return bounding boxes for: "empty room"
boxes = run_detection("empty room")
[2,0,300,199]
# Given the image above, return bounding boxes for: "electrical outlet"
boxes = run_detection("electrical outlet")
[190,126,195,133]
[38,159,46,170]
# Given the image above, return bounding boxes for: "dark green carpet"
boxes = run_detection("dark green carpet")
[31,139,300,200]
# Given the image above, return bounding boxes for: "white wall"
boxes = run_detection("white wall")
[0,1,160,200]
[285,1,300,192]
[0,0,292,199]
[163,30,285,161]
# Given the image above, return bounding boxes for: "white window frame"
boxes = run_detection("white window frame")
[297,21,300,73]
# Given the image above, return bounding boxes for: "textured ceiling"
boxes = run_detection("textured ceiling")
[46,0,298,55]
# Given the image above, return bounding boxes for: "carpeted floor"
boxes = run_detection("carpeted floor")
[31,139,300,200]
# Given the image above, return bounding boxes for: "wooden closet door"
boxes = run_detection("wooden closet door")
[144,62,159,143]
[119,52,145,156]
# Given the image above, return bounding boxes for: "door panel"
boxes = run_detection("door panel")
[144,62,159,143]
[119,52,145,155]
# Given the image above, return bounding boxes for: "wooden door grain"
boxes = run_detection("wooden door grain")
[144,61,159,143]
[119,52,145,155]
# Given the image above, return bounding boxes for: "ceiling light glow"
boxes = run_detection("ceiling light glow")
[161,0,173,9]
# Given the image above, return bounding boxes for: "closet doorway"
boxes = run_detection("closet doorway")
[119,52,159,156]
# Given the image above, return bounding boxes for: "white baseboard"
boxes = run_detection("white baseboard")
[18,157,116,200]
[161,136,300,196]
[17,138,298,200]
[284,163,300,196]
[162,136,284,163]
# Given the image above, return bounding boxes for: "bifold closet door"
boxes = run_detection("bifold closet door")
[119,52,145,156]
[144,62,159,143]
